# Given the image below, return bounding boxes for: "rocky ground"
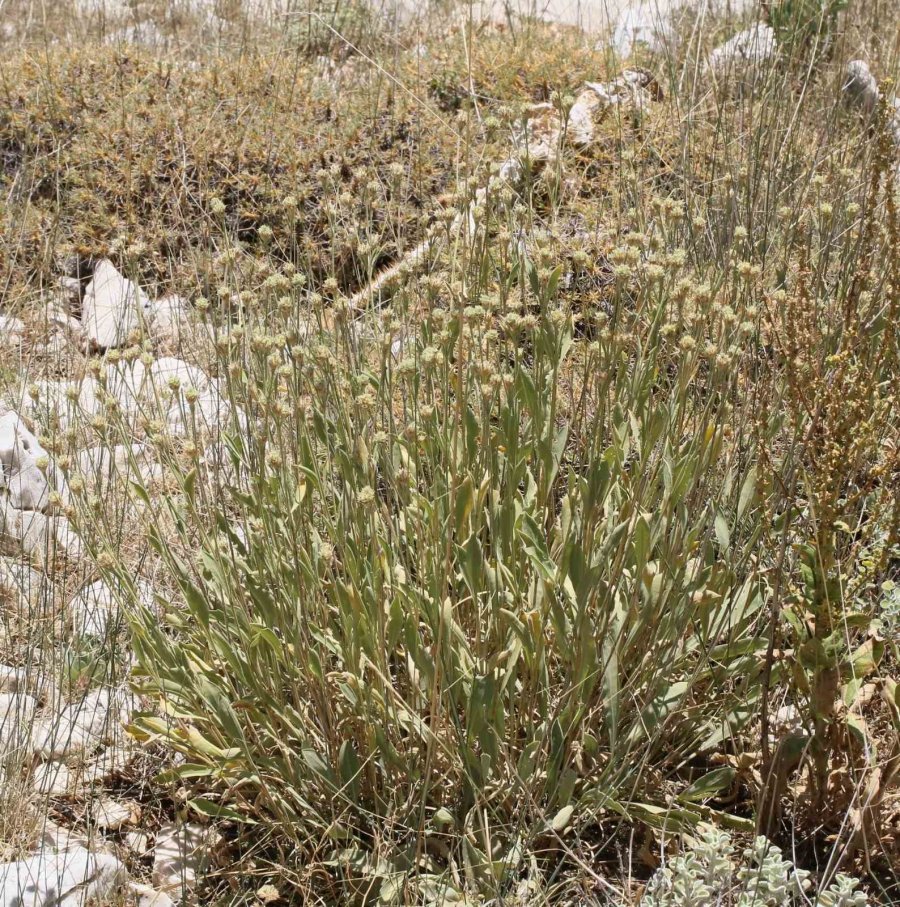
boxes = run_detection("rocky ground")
[0,0,898,905]
[0,259,227,906]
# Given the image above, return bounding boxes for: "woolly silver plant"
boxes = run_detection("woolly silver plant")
[640,824,869,907]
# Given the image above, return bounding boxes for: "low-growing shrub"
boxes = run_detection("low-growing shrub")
[642,824,869,906]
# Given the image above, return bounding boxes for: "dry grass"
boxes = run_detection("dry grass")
[0,0,898,904]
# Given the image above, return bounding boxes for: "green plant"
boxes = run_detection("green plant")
[289,0,378,56]
[61,634,108,693]
[641,824,870,906]
[104,179,782,900]
[768,0,848,60]
[754,101,900,841]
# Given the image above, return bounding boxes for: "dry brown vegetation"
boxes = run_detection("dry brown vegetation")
[0,1,898,904]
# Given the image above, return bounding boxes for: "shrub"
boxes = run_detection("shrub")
[121,212,772,898]
[642,824,869,906]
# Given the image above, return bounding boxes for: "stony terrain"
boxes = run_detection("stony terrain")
[0,0,898,905]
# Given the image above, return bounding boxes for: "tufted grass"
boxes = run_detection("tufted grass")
[0,0,898,904]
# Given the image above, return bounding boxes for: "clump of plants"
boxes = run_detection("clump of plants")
[642,824,869,906]
[0,25,608,306]
[73,88,897,900]
[5,1,899,904]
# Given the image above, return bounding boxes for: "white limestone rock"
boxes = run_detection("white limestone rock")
[146,356,213,395]
[81,259,145,350]
[166,384,232,435]
[844,59,880,115]
[0,507,83,564]
[44,330,78,368]
[136,888,176,907]
[0,661,57,706]
[6,463,53,512]
[0,558,48,610]
[69,686,134,744]
[126,832,152,856]
[0,411,68,512]
[22,357,232,439]
[107,355,207,408]
[30,713,92,759]
[76,441,139,476]
[19,377,101,434]
[0,690,37,761]
[0,664,57,705]
[35,820,89,854]
[93,797,141,831]
[107,20,167,47]
[0,689,37,723]
[43,300,84,341]
[81,737,141,784]
[708,23,777,89]
[0,314,26,347]
[73,0,134,14]
[68,577,155,639]
[843,60,900,148]
[67,579,121,639]
[0,847,127,907]
[152,822,214,897]
[76,443,144,476]
[0,690,37,729]
[145,294,191,343]
[611,3,671,58]
[76,442,162,493]
[31,760,76,797]
[104,356,232,436]
[31,686,133,759]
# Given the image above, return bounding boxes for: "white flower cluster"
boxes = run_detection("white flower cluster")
[641,825,868,907]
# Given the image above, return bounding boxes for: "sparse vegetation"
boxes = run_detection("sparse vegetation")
[0,0,897,904]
